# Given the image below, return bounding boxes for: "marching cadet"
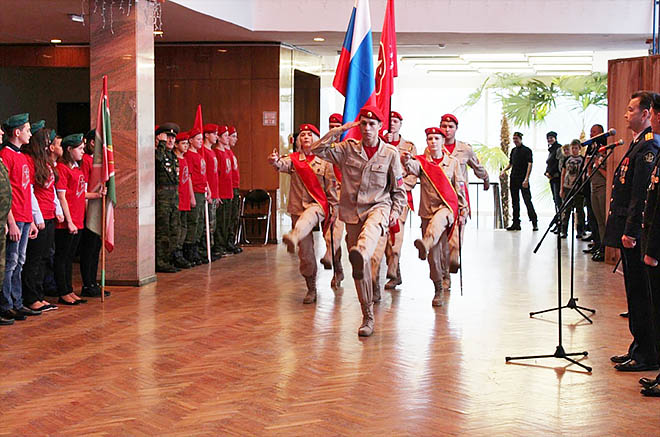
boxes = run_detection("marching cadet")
[439,113,490,292]
[172,132,194,269]
[312,106,406,337]
[155,123,180,273]
[202,124,221,261]
[213,125,233,257]
[268,124,338,304]
[184,127,209,265]
[639,91,660,397]
[320,113,345,288]
[402,127,467,307]
[226,126,243,254]
[383,111,417,290]
[604,91,660,373]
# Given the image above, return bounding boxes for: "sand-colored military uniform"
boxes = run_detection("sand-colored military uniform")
[272,153,338,303]
[312,136,406,336]
[384,136,417,287]
[441,140,489,289]
[405,150,467,305]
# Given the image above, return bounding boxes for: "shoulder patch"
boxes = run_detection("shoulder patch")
[646,132,654,141]
[645,151,655,163]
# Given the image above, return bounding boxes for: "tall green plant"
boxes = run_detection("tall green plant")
[554,72,608,135]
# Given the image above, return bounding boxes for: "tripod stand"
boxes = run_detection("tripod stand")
[505,147,615,372]
[529,208,596,323]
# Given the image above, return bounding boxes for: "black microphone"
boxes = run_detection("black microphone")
[583,128,616,146]
[598,139,625,154]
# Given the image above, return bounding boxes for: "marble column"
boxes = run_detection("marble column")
[89,0,156,285]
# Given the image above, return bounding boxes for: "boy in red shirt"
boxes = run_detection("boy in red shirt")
[173,132,195,268]
[0,113,41,321]
[226,126,242,254]
[184,128,209,264]
[202,124,221,261]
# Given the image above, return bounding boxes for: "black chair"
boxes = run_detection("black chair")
[238,189,272,245]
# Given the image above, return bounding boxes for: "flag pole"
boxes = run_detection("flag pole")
[101,193,106,303]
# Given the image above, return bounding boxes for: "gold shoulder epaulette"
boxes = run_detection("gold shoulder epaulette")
[646,132,654,141]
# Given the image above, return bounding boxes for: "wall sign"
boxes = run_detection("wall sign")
[263,111,277,126]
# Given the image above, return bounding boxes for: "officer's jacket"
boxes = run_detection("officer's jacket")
[404,150,467,220]
[640,133,660,259]
[392,136,418,191]
[603,126,659,247]
[272,153,338,217]
[312,137,406,226]
[155,142,179,186]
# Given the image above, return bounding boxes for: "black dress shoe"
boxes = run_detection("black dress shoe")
[506,224,521,231]
[640,377,659,388]
[15,306,41,316]
[532,223,539,231]
[620,312,629,318]
[592,251,604,262]
[0,316,13,325]
[57,298,80,306]
[610,353,631,363]
[614,359,660,372]
[2,309,26,321]
[641,384,660,397]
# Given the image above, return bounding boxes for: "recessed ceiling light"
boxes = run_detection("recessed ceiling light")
[153,30,163,36]
[68,13,84,23]
[50,39,62,44]
[217,49,228,53]
[313,37,325,42]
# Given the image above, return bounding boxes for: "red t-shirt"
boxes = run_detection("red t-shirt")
[445,142,456,155]
[178,156,191,211]
[81,153,93,184]
[227,148,240,189]
[215,148,233,200]
[25,155,56,220]
[201,146,219,200]
[184,150,207,194]
[0,146,32,223]
[364,146,378,160]
[56,162,86,230]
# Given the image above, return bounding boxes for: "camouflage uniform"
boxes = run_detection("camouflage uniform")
[155,140,180,272]
[0,158,12,290]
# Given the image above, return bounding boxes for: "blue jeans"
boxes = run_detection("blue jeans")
[1,221,31,311]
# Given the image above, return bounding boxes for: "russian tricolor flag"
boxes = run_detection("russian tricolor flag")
[333,0,376,137]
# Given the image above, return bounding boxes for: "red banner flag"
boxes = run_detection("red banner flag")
[194,104,203,133]
[375,0,397,129]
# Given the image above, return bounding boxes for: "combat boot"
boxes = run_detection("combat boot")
[330,251,344,289]
[442,275,451,293]
[373,281,382,303]
[156,261,177,273]
[196,244,209,264]
[189,244,203,265]
[173,250,192,269]
[348,247,366,280]
[358,303,374,337]
[414,237,431,260]
[385,265,402,289]
[282,230,299,253]
[303,276,317,304]
[432,281,444,307]
[320,252,332,270]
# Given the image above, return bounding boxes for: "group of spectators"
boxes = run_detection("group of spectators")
[0,114,107,326]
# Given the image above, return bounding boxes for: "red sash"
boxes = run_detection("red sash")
[333,164,342,183]
[290,152,331,231]
[416,154,460,237]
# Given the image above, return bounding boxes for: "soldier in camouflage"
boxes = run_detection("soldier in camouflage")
[0,125,12,325]
[155,123,180,273]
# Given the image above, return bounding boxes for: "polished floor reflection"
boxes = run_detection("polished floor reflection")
[0,216,658,436]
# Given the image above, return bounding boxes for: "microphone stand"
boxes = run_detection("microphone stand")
[505,146,616,372]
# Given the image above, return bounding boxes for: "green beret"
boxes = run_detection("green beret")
[30,120,45,134]
[62,133,84,148]
[49,130,57,143]
[4,113,29,129]
[155,122,180,137]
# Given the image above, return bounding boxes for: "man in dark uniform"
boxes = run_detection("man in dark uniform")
[605,91,660,372]
[501,132,538,231]
[638,92,660,395]
[155,123,180,273]
[544,131,561,215]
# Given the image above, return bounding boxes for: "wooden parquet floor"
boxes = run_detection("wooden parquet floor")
[1,217,660,436]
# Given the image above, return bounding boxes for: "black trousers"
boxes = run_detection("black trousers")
[22,219,55,305]
[646,264,660,360]
[584,183,600,245]
[510,178,538,225]
[549,177,561,212]
[54,229,81,296]
[621,246,658,364]
[79,227,101,288]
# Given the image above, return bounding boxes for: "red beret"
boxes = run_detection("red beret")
[299,123,320,136]
[440,113,458,125]
[425,127,447,137]
[359,105,384,122]
[228,126,237,135]
[176,132,190,142]
[390,111,403,121]
[203,123,218,134]
[154,125,160,132]
[188,127,202,138]
[217,125,229,135]
[329,113,342,124]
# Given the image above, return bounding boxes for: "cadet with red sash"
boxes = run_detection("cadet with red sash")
[312,106,406,337]
[269,124,338,304]
[439,113,489,292]
[383,110,418,290]
[402,127,467,307]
